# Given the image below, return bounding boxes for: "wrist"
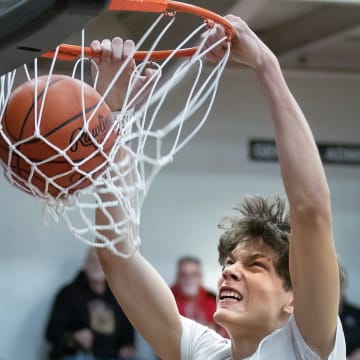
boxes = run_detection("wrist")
[112,109,134,137]
[108,101,123,112]
[254,52,281,83]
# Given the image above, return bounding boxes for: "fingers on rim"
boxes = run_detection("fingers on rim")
[111,37,124,61]
[144,68,156,78]
[224,14,238,21]
[90,40,101,53]
[90,37,136,65]
[203,29,227,61]
[205,50,220,63]
[123,39,136,71]
[100,38,113,60]
[123,39,136,60]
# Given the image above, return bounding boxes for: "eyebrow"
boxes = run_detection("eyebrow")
[246,253,273,264]
[226,252,273,265]
[248,253,268,260]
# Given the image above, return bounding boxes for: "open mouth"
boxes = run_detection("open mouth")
[219,287,243,302]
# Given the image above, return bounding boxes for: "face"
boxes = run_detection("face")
[214,241,293,338]
[177,261,202,297]
[84,249,106,284]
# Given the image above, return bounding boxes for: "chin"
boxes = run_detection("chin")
[214,307,233,328]
[214,307,251,333]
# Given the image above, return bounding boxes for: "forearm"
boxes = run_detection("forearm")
[96,189,181,359]
[97,249,182,360]
[255,57,330,213]
[256,55,339,357]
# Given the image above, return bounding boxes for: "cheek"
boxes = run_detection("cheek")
[217,275,223,289]
[248,276,277,297]
[254,280,286,306]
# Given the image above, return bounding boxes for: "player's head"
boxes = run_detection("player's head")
[83,248,106,284]
[214,195,293,336]
[176,256,203,296]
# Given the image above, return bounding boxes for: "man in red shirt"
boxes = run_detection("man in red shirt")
[171,256,227,336]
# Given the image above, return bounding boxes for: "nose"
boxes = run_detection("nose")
[221,263,242,281]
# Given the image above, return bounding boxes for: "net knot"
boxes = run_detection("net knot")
[159,155,173,166]
[43,197,60,224]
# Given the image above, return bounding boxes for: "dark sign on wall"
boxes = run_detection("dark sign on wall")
[249,139,360,166]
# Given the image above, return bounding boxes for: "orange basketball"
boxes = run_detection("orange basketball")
[0,74,118,197]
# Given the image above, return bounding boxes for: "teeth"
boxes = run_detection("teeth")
[219,290,243,301]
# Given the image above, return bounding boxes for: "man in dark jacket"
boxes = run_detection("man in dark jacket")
[46,249,136,360]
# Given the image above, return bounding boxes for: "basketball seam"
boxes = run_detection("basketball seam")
[13,77,65,180]
[5,78,65,142]
[1,77,114,196]
[2,112,17,142]
[24,103,99,143]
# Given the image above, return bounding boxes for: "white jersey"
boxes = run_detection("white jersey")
[180,315,346,360]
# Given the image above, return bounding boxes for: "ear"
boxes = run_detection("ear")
[283,298,294,315]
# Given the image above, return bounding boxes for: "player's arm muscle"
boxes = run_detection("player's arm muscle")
[256,57,339,359]
[96,203,182,360]
[91,38,182,360]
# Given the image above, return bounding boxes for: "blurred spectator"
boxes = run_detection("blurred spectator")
[171,256,227,337]
[340,299,360,359]
[338,265,360,360]
[46,249,136,360]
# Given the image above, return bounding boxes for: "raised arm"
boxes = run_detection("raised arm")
[206,15,340,358]
[91,38,182,360]
[253,30,339,360]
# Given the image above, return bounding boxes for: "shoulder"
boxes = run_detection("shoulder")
[180,317,231,360]
[256,315,346,360]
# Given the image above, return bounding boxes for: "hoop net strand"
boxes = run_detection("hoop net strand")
[0,7,231,257]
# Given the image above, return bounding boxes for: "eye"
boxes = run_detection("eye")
[250,261,268,270]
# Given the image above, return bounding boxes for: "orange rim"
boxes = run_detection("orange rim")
[41,0,234,62]
[42,45,197,61]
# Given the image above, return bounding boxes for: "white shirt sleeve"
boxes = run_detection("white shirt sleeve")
[284,315,346,360]
[180,316,231,360]
[180,315,346,360]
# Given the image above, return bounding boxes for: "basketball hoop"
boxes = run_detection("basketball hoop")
[0,0,233,256]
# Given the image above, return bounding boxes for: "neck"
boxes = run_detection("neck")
[227,325,275,359]
[89,281,106,294]
[231,337,260,359]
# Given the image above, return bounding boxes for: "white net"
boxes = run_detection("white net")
[0,11,231,256]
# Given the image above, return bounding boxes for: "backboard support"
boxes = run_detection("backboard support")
[0,0,110,76]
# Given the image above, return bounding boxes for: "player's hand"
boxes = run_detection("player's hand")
[73,328,94,350]
[90,37,156,111]
[202,15,275,71]
[90,38,135,111]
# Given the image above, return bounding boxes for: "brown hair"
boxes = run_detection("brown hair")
[218,195,292,291]
[218,195,346,297]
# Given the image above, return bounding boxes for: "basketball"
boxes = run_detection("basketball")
[0,74,118,197]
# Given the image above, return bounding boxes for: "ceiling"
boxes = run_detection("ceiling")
[79,0,360,74]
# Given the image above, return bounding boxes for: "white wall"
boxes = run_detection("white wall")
[0,67,360,360]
